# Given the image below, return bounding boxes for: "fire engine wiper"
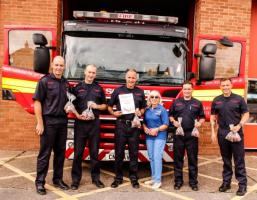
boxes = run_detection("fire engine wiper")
[138,77,160,83]
[95,76,125,84]
[138,81,160,86]
[138,76,183,85]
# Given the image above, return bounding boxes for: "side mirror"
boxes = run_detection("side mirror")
[199,43,217,81]
[33,33,50,74]
[219,36,233,47]
[173,44,182,57]
[173,42,189,58]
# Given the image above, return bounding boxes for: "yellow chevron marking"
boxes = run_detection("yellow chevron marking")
[3,77,245,102]
[193,89,244,101]
[2,77,37,93]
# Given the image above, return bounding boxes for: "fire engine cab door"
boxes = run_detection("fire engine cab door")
[2,26,56,114]
[192,34,246,120]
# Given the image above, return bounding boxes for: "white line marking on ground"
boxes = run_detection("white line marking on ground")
[231,182,257,200]
[143,184,195,200]
[198,156,211,161]
[2,153,254,200]
[163,157,239,185]
[162,171,174,176]
[199,155,257,172]
[248,155,257,159]
[82,162,131,181]
[56,182,131,200]
[55,162,132,199]
[73,182,131,198]
[184,169,237,185]
[139,168,195,200]
[0,166,72,180]
[0,154,37,161]
[163,156,222,170]
[0,174,21,180]
[244,166,257,172]
[0,160,77,200]
[198,156,223,162]
[213,160,257,172]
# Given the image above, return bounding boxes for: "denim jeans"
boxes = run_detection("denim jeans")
[146,137,166,183]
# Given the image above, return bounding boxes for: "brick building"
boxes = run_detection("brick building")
[0,0,256,154]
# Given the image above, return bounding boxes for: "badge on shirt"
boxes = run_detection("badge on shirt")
[155,110,162,116]
[119,93,135,114]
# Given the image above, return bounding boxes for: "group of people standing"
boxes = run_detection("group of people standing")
[33,56,249,197]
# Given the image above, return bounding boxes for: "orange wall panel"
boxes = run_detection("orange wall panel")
[244,124,257,149]
[249,0,257,78]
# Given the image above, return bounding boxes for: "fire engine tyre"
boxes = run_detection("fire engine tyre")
[33,47,50,74]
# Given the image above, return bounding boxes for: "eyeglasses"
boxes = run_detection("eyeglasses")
[150,96,160,99]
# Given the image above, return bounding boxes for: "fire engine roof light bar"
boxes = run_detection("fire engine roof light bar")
[73,11,178,24]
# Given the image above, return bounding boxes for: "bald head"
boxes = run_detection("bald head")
[85,64,97,71]
[52,56,65,64]
[84,64,97,84]
[51,56,65,79]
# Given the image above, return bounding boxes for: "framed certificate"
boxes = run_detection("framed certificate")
[119,93,135,114]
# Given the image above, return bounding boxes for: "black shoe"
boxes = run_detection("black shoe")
[219,183,231,192]
[111,180,123,188]
[236,186,247,196]
[71,182,79,190]
[190,184,198,191]
[174,183,183,190]
[92,180,105,188]
[36,184,46,195]
[131,180,140,189]
[53,180,70,190]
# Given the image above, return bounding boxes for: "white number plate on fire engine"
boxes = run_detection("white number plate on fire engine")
[106,150,130,161]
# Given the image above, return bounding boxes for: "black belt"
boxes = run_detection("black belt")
[117,119,132,126]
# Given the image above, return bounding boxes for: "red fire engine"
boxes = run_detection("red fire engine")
[2,11,250,161]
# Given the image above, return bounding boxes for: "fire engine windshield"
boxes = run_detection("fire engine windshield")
[64,35,186,85]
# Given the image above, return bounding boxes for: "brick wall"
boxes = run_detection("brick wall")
[195,0,252,154]
[0,0,62,150]
[195,0,251,74]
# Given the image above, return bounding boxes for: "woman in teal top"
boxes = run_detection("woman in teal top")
[143,90,169,189]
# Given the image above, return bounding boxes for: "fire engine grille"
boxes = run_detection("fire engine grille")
[67,117,147,150]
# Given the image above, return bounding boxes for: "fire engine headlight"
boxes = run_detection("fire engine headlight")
[166,126,175,143]
[68,141,74,148]
[2,89,15,100]
[67,128,74,139]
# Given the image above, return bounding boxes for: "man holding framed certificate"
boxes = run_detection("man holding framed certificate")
[108,69,146,189]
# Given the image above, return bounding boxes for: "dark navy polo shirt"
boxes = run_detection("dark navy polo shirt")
[169,97,205,132]
[71,81,106,118]
[108,85,146,120]
[211,93,248,130]
[33,73,68,124]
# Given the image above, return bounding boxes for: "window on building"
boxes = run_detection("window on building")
[8,30,52,69]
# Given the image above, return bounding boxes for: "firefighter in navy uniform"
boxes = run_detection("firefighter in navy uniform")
[210,78,249,196]
[108,69,146,189]
[33,56,69,195]
[169,81,205,191]
[70,64,107,190]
